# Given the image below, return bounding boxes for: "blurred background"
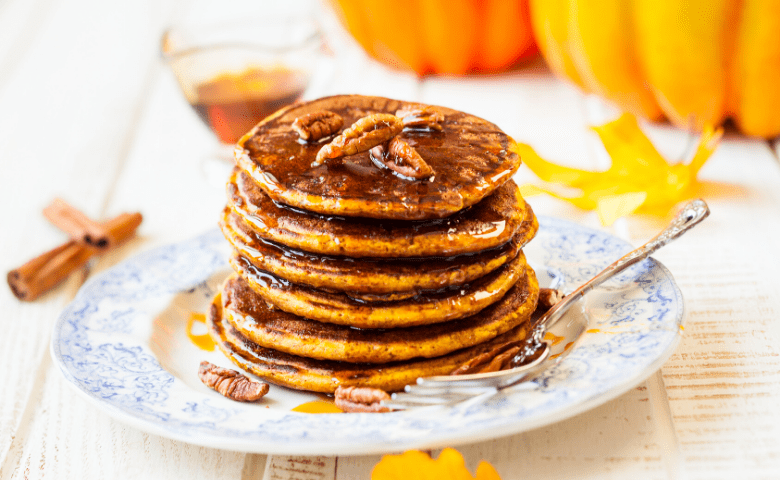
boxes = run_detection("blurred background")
[327,0,780,139]
[156,0,780,141]
[150,0,780,221]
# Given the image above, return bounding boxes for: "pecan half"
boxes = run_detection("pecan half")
[450,340,525,375]
[536,288,564,315]
[313,113,403,167]
[370,137,434,180]
[478,346,522,373]
[292,111,343,142]
[395,105,445,131]
[198,361,269,402]
[334,385,391,413]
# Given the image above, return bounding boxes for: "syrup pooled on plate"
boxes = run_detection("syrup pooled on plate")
[187,312,215,351]
[291,400,343,414]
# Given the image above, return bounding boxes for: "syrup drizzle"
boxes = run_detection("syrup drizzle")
[291,400,343,414]
[187,312,215,351]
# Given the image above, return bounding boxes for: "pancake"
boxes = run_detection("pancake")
[234,94,521,220]
[220,268,539,363]
[220,206,524,295]
[230,250,529,327]
[228,168,537,258]
[208,292,535,393]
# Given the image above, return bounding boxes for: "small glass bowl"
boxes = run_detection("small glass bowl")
[161,9,323,145]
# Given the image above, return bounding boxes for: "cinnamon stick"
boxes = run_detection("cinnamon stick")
[7,211,143,301]
[7,241,94,301]
[101,212,143,246]
[43,198,111,249]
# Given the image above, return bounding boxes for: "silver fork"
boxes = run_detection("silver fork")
[384,199,710,410]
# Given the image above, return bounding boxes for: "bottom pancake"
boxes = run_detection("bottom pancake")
[207,292,535,393]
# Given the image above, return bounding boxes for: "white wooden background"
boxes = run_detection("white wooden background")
[1,0,779,478]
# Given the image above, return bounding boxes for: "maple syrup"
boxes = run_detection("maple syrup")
[550,341,575,359]
[543,331,565,347]
[187,312,215,351]
[291,400,343,414]
[190,67,308,144]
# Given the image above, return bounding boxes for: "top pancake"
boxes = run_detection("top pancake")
[235,94,521,220]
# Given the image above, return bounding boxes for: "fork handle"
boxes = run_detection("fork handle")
[537,199,710,334]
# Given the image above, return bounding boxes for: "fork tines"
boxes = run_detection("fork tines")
[381,342,552,410]
[384,388,496,410]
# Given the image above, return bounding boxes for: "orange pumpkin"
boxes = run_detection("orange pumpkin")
[329,0,538,75]
[530,0,780,138]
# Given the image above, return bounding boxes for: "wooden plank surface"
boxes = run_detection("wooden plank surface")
[0,0,172,473]
[653,138,780,480]
[1,1,780,479]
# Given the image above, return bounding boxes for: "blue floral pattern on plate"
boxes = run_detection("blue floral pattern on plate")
[51,217,684,455]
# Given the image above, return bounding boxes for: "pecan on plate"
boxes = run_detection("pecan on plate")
[198,361,269,402]
[395,105,444,131]
[450,340,525,375]
[370,136,434,180]
[334,385,391,413]
[292,111,343,142]
[313,113,403,167]
[536,288,565,315]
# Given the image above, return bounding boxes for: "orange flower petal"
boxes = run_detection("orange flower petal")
[372,450,436,480]
[475,461,502,480]
[371,448,502,480]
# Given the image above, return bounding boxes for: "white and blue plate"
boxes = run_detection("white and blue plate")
[51,217,684,455]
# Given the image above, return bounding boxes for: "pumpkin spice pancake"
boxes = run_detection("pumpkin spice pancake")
[208,294,536,393]
[229,251,530,327]
[234,94,522,220]
[227,168,537,258]
[221,206,524,296]
[219,271,539,363]
[207,93,541,397]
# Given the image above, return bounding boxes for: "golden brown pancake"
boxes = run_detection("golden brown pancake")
[234,94,522,220]
[227,168,537,258]
[220,206,524,295]
[220,269,539,363]
[208,292,535,393]
[230,250,529,327]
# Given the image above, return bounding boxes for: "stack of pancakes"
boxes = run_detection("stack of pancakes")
[207,95,540,394]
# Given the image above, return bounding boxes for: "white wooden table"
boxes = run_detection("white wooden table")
[2,1,780,478]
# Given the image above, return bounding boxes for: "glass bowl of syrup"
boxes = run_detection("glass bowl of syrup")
[161,9,323,146]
